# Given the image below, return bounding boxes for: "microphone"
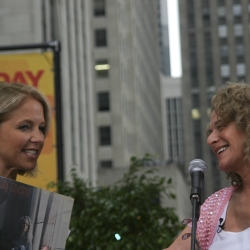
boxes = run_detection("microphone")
[189,159,207,250]
[188,159,207,203]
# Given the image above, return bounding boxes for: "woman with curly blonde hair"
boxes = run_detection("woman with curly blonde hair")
[165,83,250,250]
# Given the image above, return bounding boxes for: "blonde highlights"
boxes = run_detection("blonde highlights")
[211,82,250,186]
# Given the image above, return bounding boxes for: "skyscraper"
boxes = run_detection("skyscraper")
[92,0,164,173]
[178,0,250,197]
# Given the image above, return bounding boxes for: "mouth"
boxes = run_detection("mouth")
[217,146,228,155]
[23,149,39,158]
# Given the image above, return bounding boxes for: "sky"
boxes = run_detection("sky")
[164,0,182,78]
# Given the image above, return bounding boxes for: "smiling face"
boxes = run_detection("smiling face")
[0,97,45,179]
[207,111,247,174]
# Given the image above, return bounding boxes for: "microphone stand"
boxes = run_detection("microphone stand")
[190,194,200,250]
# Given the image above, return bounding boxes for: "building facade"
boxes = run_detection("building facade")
[0,0,97,185]
[92,0,164,176]
[178,0,250,197]
[0,0,164,186]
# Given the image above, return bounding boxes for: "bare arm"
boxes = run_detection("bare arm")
[163,226,195,250]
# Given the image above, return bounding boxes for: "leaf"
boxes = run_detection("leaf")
[49,154,183,249]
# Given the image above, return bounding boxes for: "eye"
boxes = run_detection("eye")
[216,124,224,131]
[39,125,46,134]
[19,124,30,131]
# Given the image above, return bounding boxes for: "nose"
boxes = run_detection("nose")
[207,130,219,147]
[30,128,44,143]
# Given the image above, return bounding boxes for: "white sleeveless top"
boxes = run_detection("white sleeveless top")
[209,201,250,250]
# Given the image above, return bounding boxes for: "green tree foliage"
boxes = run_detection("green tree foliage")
[50,154,183,249]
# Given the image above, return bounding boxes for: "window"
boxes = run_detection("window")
[221,56,229,64]
[235,44,244,55]
[238,75,245,82]
[217,0,225,6]
[235,37,243,44]
[204,32,211,47]
[188,14,195,28]
[236,63,245,75]
[236,55,244,63]
[221,77,229,84]
[219,38,227,45]
[95,59,110,78]
[190,69,198,87]
[220,45,228,57]
[203,15,210,27]
[234,16,242,23]
[94,0,105,16]
[99,126,111,145]
[189,34,196,48]
[218,26,227,37]
[97,92,110,111]
[220,65,230,77]
[218,17,226,25]
[95,29,107,47]
[232,5,242,15]
[234,24,243,36]
[217,6,226,16]
[193,119,203,159]
[192,94,200,108]
[99,160,112,169]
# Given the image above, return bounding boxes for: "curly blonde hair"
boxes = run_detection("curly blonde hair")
[211,82,250,186]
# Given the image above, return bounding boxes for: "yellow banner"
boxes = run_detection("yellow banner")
[0,52,57,189]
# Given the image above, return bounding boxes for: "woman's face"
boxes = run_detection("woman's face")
[22,219,29,232]
[207,111,247,174]
[0,97,45,179]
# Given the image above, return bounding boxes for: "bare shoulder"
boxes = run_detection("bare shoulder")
[164,226,192,250]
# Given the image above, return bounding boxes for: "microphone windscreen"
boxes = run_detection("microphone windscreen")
[188,159,208,175]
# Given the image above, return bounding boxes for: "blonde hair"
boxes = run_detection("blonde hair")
[211,82,250,186]
[0,82,51,176]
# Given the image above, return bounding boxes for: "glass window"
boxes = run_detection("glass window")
[221,56,229,64]
[204,32,211,47]
[234,24,243,36]
[99,160,112,169]
[220,65,230,76]
[235,44,244,55]
[206,74,214,87]
[221,76,229,84]
[220,45,228,56]
[188,14,195,28]
[236,55,244,63]
[238,75,245,82]
[190,51,197,65]
[218,26,227,37]
[97,92,110,111]
[94,0,105,16]
[218,17,226,25]
[189,34,196,47]
[219,38,227,45]
[95,59,110,78]
[236,63,245,75]
[235,37,243,44]
[203,15,210,27]
[192,93,200,108]
[217,0,225,6]
[234,16,242,23]
[95,29,107,47]
[99,126,111,145]
[232,4,242,16]
[193,119,203,159]
[217,6,226,16]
